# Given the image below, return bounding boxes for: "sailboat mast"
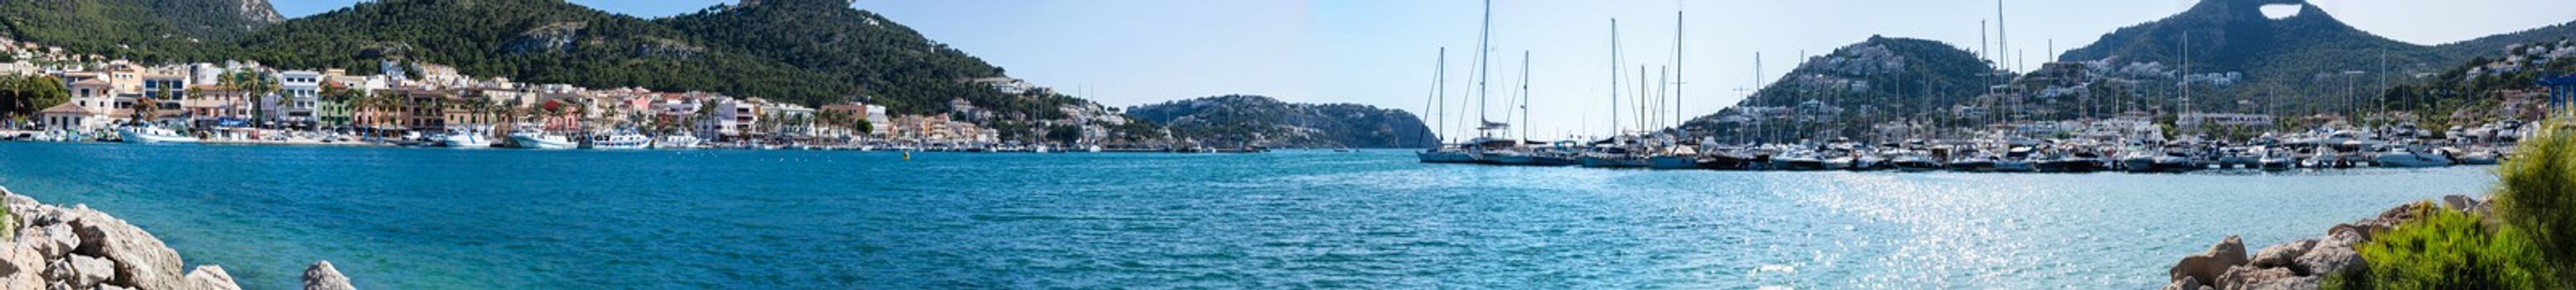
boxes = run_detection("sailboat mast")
[1437,47,1448,143]
[1673,9,1685,137]
[1504,51,1524,140]
[1474,0,1494,138]
[1425,47,1445,147]
[1610,19,1624,138]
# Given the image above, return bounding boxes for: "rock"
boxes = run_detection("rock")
[101,284,136,290]
[181,266,238,290]
[2441,195,2478,210]
[0,241,43,290]
[2160,277,2203,290]
[2169,236,2249,286]
[2216,265,2296,290]
[303,261,352,290]
[2249,239,2317,273]
[42,259,71,285]
[27,224,79,259]
[65,205,183,290]
[2296,227,2368,276]
[66,254,109,289]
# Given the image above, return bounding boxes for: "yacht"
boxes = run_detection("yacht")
[2371,146,2453,168]
[652,135,704,149]
[508,131,577,149]
[435,128,493,148]
[1889,149,1943,172]
[2152,149,2203,173]
[1577,145,1649,168]
[1697,147,1758,170]
[2453,148,2501,165]
[1991,147,2038,172]
[2117,147,2160,172]
[1645,146,1702,170]
[1416,145,1481,163]
[115,126,197,144]
[585,133,652,149]
[2256,147,2297,172]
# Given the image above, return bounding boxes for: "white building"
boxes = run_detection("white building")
[268,70,323,124]
[699,98,761,138]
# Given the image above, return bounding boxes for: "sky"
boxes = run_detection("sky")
[273,0,2576,140]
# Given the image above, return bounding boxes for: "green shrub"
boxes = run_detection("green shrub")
[2495,118,2576,265]
[2327,206,2557,290]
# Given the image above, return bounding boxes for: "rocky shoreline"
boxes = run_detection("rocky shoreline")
[2158,194,2488,290]
[0,186,356,290]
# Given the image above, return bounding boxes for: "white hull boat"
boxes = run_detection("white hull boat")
[509,133,577,149]
[116,128,197,144]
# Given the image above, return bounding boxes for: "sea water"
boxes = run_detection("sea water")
[0,143,2495,288]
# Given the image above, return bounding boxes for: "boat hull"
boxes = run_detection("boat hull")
[510,134,577,149]
[116,128,196,144]
[1578,156,1648,168]
[1416,151,1481,163]
[1645,157,1699,170]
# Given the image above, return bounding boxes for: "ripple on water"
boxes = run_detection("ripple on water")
[0,145,2504,288]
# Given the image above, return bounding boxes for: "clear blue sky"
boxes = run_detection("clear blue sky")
[276,0,2576,140]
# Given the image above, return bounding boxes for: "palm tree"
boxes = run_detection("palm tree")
[228,70,277,128]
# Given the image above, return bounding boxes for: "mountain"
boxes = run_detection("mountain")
[1125,94,1436,148]
[1682,36,1999,141]
[657,0,1087,118]
[0,0,280,61]
[2058,0,2576,116]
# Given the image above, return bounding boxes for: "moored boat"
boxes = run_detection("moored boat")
[509,132,577,149]
[115,126,197,144]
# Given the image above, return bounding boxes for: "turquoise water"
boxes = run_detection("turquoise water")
[0,142,2497,289]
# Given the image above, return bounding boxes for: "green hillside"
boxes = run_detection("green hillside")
[231,0,855,106]
[1682,36,2001,141]
[657,0,1084,117]
[1127,94,1436,148]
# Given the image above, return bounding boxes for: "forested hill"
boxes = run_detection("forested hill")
[1126,94,1436,148]
[657,0,1090,118]
[234,0,854,107]
[1680,36,1998,138]
[1,0,1093,124]
[0,0,280,62]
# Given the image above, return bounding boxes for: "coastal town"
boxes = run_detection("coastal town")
[0,39,1240,152]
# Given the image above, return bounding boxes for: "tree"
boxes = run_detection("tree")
[1044,124,1081,145]
[226,70,277,128]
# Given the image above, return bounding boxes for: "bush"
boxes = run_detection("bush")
[2494,118,2576,265]
[2327,206,2557,289]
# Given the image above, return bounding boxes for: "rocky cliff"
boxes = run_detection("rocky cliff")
[0,186,350,290]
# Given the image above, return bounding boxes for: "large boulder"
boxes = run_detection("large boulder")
[2215,265,2299,290]
[181,265,239,290]
[304,261,353,290]
[2297,229,2367,275]
[2248,239,2317,273]
[2169,235,2249,286]
[2160,276,2205,290]
[65,205,185,290]
[67,254,112,288]
[0,241,43,290]
[26,224,79,259]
